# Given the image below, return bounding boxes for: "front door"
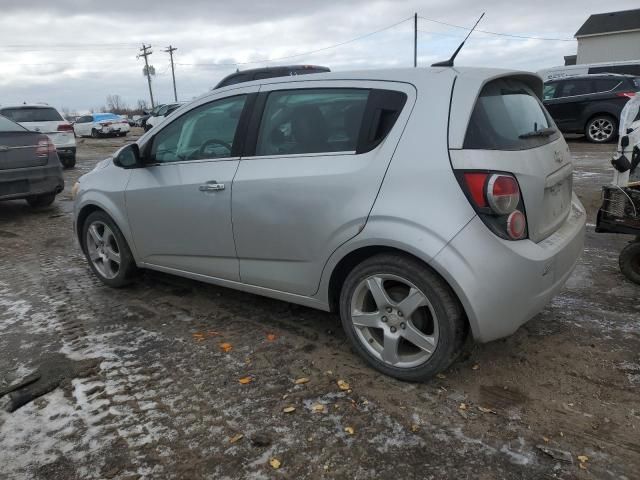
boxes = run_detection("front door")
[125,92,251,280]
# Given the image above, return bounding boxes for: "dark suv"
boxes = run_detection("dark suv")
[543,74,640,143]
[214,65,330,89]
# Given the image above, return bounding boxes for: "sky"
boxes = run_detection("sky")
[0,0,638,113]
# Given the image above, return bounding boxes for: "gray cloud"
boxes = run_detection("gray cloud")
[0,1,637,111]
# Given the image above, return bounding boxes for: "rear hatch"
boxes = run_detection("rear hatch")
[0,106,72,147]
[449,74,573,243]
[0,132,48,170]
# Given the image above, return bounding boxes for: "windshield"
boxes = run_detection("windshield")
[0,107,62,123]
[464,78,558,150]
[0,115,27,132]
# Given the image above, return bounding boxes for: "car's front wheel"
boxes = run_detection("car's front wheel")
[585,115,617,143]
[339,253,467,382]
[91,129,99,138]
[81,211,137,287]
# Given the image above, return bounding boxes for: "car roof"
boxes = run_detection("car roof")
[545,73,636,82]
[223,64,330,76]
[0,104,58,109]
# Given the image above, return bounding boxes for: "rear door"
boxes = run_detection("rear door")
[450,76,573,243]
[231,81,414,295]
[543,79,593,131]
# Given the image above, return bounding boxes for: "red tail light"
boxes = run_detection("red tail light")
[459,171,528,240]
[57,123,73,132]
[616,91,636,99]
[36,137,56,157]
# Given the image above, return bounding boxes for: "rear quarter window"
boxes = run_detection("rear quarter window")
[0,107,63,122]
[0,115,27,132]
[464,78,559,151]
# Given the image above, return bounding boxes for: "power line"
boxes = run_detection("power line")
[177,16,412,67]
[418,15,574,42]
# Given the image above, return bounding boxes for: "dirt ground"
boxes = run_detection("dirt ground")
[0,130,638,480]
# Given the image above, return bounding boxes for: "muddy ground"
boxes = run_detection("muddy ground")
[0,130,638,480]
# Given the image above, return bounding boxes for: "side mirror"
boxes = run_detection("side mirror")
[114,143,141,168]
[621,135,630,148]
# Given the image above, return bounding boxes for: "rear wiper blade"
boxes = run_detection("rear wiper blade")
[519,127,556,139]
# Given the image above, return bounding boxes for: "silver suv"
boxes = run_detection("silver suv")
[73,68,585,381]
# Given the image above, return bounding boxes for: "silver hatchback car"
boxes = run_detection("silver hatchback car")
[73,67,585,381]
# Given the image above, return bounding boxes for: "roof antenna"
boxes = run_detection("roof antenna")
[431,12,485,67]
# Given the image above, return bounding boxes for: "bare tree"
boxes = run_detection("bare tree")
[106,94,127,114]
[136,99,149,112]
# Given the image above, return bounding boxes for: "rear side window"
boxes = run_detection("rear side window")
[543,82,558,100]
[593,79,621,93]
[0,115,26,132]
[256,89,369,156]
[557,80,592,97]
[0,107,62,122]
[464,78,558,151]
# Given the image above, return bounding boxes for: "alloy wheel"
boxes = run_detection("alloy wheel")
[350,274,439,368]
[588,118,614,142]
[86,221,121,279]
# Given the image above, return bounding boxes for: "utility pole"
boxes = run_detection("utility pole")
[414,13,418,68]
[138,44,155,108]
[164,45,178,102]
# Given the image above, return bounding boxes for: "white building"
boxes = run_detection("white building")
[575,9,640,64]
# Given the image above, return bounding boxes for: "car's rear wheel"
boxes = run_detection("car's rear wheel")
[91,129,99,138]
[61,155,76,169]
[82,211,137,287]
[26,193,56,208]
[619,241,640,285]
[585,115,616,143]
[339,253,467,381]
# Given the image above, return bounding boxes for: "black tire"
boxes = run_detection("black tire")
[339,253,467,382]
[585,115,617,143]
[81,210,138,288]
[91,129,99,138]
[619,241,640,285]
[26,192,56,208]
[61,155,76,169]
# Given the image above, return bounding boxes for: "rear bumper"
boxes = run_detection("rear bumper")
[0,163,64,201]
[432,193,586,343]
[56,146,76,158]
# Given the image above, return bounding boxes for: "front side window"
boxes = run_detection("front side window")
[256,89,369,156]
[150,95,247,163]
[0,107,63,123]
[464,78,558,150]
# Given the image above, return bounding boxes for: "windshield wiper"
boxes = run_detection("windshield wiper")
[519,127,556,139]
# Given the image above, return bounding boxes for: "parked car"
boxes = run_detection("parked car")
[543,74,640,143]
[145,102,186,131]
[73,113,130,138]
[72,67,585,381]
[135,114,150,128]
[214,65,330,89]
[538,60,640,82]
[0,104,76,168]
[0,114,64,207]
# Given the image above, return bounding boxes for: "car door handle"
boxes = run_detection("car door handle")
[199,182,225,192]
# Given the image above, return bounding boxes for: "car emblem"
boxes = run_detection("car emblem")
[554,150,563,163]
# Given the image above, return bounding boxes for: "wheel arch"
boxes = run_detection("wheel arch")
[75,201,137,259]
[326,245,470,336]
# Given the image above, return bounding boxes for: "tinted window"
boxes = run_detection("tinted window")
[543,82,558,100]
[558,80,592,97]
[0,115,26,132]
[589,65,640,76]
[464,79,557,151]
[150,95,247,163]
[254,71,282,80]
[256,89,369,156]
[219,74,251,88]
[632,78,640,90]
[0,107,63,122]
[593,79,621,93]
